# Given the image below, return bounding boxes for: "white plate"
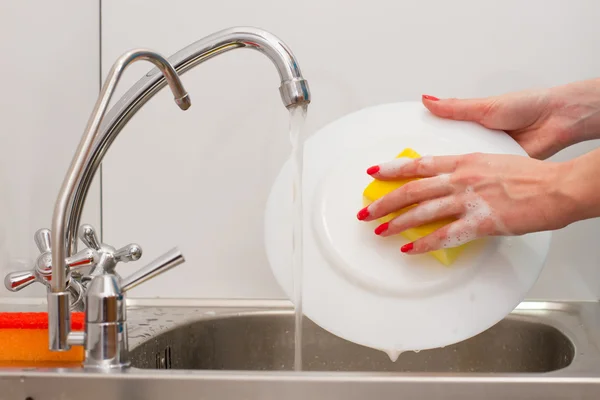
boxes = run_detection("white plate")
[264,101,551,356]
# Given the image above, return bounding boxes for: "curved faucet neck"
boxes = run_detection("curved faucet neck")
[60,27,311,262]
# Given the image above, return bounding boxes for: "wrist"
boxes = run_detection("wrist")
[558,151,600,224]
[549,78,600,146]
[539,161,579,230]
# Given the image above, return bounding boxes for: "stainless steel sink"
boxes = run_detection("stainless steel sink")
[2,300,600,400]
[129,311,574,373]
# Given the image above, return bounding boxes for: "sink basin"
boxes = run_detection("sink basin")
[130,310,574,373]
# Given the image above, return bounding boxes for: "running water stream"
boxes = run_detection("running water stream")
[289,105,308,371]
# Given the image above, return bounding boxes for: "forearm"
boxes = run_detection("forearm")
[561,147,600,224]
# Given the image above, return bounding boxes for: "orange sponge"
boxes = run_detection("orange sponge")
[0,312,84,362]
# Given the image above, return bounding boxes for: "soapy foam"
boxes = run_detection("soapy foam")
[416,173,452,193]
[440,187,501,249]
[378,157,413,177]
[387,195,454,232]
[369,168,506,249]
[380,174,453,229]
[378,155,434,177]
[413,195,454,222]
[436,173,451,184]
[406,182,508,249]
[422,173,452,193]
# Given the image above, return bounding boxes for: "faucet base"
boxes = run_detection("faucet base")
[82,321,130,370]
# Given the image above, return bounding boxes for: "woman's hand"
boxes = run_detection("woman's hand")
[422,78,600,160]
[356,153,576,255]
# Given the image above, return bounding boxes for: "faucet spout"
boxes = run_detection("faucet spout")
[49,49,191,350]
[163,26,310,108]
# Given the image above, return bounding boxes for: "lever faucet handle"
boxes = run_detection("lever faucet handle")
[79,224,101,251]
[120,247,185,292]
[4,229,53,291]
[5,248,97,292]
[4,270,38,292]
[34,228,52,253]
[65,248,98,270]
[114,244,142,264]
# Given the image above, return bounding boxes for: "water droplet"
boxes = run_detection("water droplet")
[385,349,402,362]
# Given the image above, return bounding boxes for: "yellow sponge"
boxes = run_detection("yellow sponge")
[363,148,467,266]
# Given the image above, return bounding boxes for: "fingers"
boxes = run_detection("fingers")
[400,219,479,254]
[358,175,453,221]
[367,155,460,180]
[374,196,462,237]
[422,94,496,124]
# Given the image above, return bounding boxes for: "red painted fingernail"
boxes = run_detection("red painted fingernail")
[401,242,414,253]
[422,94,439,101]
[366,165,380,175]
[374,222,389,235]
[357,207,370,221]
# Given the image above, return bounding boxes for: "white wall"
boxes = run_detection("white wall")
[1,0,597,302]
[0,1,101,298]
[100,0,600,300]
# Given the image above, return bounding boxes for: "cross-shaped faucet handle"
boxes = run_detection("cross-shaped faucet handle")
[77,224,142,279]
[4,228,97,293]
[3,225,142,310]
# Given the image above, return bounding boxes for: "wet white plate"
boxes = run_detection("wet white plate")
[264,101,551,355]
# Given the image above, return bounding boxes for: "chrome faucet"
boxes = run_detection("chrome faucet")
[52,48,191,369]
[6,48,190,369]
[5,49,191,312]
[5,27,310,370]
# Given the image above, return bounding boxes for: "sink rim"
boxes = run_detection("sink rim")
[2,369,600,400]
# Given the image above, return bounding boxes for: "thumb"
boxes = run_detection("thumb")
[421,94,495,124]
